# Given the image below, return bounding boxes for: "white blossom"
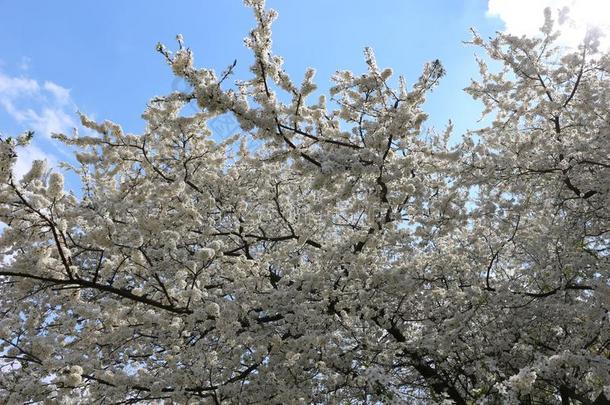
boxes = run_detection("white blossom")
[205,302,220,318]
[47,172,64,199]
[0,4,608,404]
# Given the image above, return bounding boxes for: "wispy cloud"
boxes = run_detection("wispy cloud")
[0,70,77,178]
[487,0,610,48]
[43,81,71,106]
[12,143,58,180]
[0,71,77,138]
[18,56,31,71]
[0,73,40,98]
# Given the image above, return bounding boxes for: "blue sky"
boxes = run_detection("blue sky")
[1,0,604,178]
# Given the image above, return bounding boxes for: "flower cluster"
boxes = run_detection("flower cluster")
[0,2,608,404]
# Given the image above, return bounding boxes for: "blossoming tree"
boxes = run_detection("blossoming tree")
[0,1,608,403]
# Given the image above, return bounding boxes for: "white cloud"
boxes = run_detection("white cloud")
[0,72,76,138]
[487,0,610,47]
[22,107,75,138]
[0,70,77,179]
[44,81,71,105]
[0,73,39,98]
[12,143,58,181]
